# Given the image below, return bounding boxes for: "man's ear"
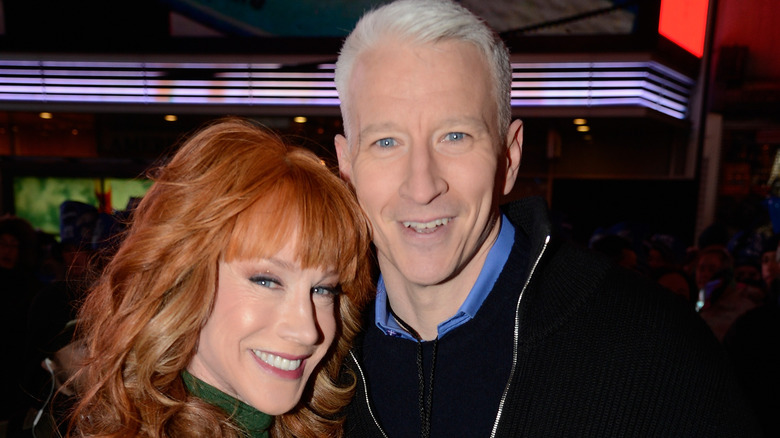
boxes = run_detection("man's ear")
[334,134,353,182]
[502,119,523,195]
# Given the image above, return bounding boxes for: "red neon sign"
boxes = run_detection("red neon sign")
[658,0,709,57]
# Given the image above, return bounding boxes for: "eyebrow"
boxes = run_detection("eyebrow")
[358,117,489,141]
[358,122,400,144]
[265,257,338,279]
[444,116,491,132]
[265,257,296,271]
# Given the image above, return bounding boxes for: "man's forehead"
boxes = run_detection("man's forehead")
[345,38,498,143]
[353,38,484,76]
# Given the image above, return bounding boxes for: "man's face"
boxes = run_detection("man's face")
[336,38,521,291]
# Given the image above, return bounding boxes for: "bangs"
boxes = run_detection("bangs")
[224,188,300,265]
[223,155,368,287]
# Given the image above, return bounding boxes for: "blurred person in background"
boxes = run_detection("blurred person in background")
[0,215,41,423]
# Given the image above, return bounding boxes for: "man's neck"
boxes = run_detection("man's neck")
[380,227,501,341]
[383,281,468,341]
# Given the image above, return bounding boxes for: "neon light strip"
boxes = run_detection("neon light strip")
[0,60,283,69]
[1,78,338,89]
[0,92,342,106]
[216,72,336,79]
[0,59,694,119]
[1,77,686,99]
[0,85,339,98]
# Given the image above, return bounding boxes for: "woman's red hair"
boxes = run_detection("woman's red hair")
[68,117,374,437]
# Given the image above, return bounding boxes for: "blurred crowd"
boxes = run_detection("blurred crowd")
[588,215,780,436]
[1,200,131,437]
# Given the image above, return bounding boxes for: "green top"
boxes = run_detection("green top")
[181,370,273,438]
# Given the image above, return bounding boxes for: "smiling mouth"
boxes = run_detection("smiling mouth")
[402,217,451,233]
[253,351,303,371]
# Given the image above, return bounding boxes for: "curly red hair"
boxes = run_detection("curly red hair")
[68,117,374,437]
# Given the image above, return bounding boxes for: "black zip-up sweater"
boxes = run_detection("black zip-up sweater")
[342,196,763,437]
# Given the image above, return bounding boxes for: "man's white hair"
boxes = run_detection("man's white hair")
[334,0,512,144]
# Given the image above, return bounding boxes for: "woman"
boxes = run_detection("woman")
[67,118,374,437]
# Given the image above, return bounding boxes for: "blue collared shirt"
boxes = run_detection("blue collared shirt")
[374,214,516,340]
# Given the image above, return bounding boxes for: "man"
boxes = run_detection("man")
[334,0,761,436]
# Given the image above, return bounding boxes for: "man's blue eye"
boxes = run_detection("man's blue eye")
[375,138,397,148]
[445,132,465,141]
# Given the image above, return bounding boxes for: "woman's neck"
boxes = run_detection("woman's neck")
[181,370,273,437]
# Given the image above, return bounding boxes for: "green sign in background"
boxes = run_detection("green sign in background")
[14,177,152,237]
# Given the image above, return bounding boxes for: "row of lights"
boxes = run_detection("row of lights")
[573,117,592,141]
[30,111,325,166]
[33,112,313,137]
[39,112,310,124]
[37,111,82,135]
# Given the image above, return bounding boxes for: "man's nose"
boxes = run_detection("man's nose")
[398,143,448,204]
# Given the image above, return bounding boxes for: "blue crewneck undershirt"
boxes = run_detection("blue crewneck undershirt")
[374,214,515,340]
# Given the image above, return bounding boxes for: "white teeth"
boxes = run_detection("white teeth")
[402,217,451,232]
[253,351,302,371]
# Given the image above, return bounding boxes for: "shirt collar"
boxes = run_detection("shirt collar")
[375,214,515,340]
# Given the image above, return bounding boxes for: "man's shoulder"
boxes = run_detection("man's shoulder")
[502,196,552,242]
[518,234,710,342]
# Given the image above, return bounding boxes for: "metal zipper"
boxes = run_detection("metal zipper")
[489,234,550,438]
[348,350,389,438]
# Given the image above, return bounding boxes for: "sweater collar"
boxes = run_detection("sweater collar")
[182,370,272,437]
[502,196,552,257]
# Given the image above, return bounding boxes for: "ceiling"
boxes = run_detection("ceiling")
[0,0,643,41]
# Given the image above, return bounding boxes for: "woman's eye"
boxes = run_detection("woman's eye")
[444,132,466,142]
[374,138,397,148]
[249,276,280,289]
[312,286,339,297]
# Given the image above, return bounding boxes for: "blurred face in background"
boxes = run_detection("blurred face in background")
[695,250,727,291]
[734,264,762,286]
[0,233,20,269]
[761,250,780,287]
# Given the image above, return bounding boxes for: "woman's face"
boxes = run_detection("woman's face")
[188,240,339,415]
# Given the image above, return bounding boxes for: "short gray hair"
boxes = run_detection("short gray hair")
[335,0,512,143]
